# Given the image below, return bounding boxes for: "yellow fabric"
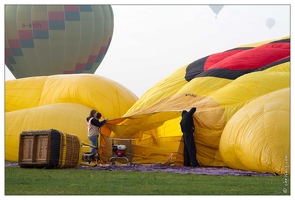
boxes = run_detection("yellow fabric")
[5,36,290,175]
[5,74,138,161]
[104,70,289,168]
[103,36,290,174]
[220,88,290,174]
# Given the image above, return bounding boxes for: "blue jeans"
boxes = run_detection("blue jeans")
[88,135,98,154]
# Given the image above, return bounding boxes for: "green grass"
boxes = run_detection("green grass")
[5,166,290,195]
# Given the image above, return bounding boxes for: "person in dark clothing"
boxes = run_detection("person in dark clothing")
[180,107,199,167]
[86,110,108,155]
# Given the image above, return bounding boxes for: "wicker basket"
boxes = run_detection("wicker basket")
[18,129,82,169]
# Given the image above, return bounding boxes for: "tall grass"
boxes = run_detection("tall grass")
[5,166,289,195]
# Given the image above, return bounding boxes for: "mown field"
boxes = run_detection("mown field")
[5,166,290,195]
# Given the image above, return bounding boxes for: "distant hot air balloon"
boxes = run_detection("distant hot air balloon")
[265,18,275,30]
[5,5,114,79]
[209,4,224,18]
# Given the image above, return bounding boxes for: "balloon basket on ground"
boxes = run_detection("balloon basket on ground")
[18,129,81,168]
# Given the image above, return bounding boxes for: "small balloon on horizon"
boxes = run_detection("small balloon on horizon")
[265,18,276,30]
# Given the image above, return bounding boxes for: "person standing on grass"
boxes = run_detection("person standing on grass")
[86,109,108,156]
[180,107,199,167]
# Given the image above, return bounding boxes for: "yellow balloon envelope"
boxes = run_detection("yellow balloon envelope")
[5,36,290,174]
[105,36,290,174]
[5,74,138,161]
[220,88,290,174]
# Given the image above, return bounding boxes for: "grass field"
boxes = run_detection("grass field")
[5,166,290,195]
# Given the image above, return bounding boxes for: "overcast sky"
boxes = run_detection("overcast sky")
[3,2,291,97]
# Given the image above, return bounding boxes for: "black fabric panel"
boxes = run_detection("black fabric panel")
[184,38,289,82]
[269,38,290,44]
[255,57,290,72]
[185,56,208,81]
[185,48,252,82]
[195,68,255,80]
[223,47,252,52]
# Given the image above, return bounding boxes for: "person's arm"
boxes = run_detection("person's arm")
[188,107,196,116]
[90,118,107,127]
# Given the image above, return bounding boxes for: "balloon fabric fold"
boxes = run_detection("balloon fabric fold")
[5,36,290,174]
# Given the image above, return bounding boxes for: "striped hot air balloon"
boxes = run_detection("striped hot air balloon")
[5,5,114,78]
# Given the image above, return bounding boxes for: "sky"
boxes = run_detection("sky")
[2,2,291,98]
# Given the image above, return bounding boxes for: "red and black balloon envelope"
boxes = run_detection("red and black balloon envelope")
[105,36,290,174]
[5,35,290,174]
[5,5,113,78]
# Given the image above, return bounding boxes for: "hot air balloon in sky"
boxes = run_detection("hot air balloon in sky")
[209,4,224,18]
[265,18,276,30]
[5,5,114,79]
